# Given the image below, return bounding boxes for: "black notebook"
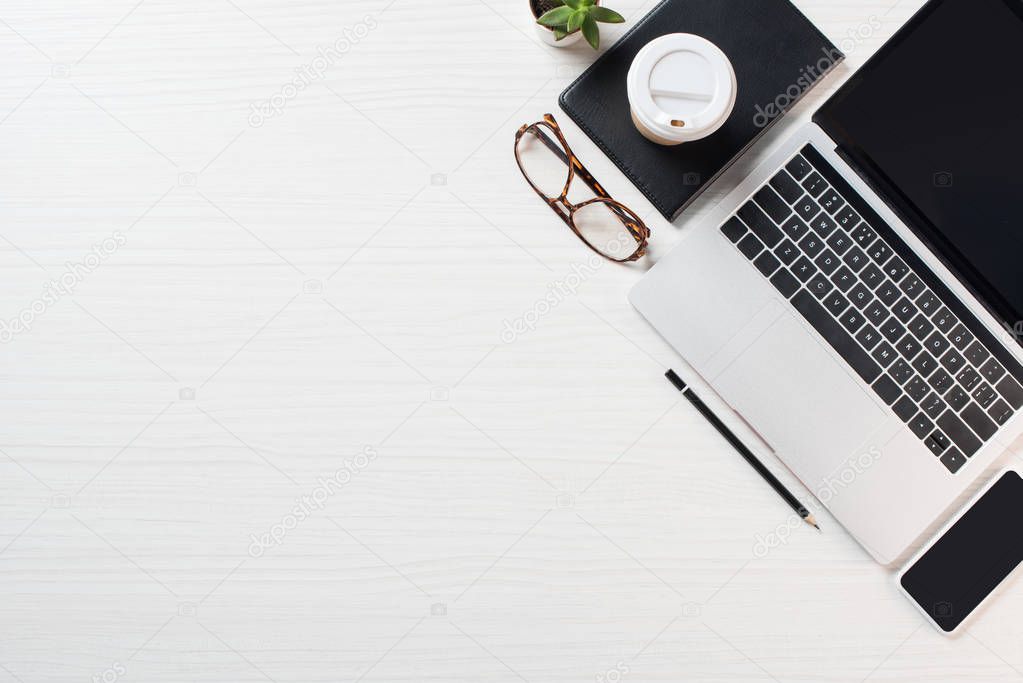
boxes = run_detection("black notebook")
[559,0,842,221]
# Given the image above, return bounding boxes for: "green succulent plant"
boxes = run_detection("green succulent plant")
[536,0,625,49]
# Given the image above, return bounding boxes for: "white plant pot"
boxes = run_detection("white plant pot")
[530,0,600,48]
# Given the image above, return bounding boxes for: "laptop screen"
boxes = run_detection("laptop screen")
[815,0,1023,341]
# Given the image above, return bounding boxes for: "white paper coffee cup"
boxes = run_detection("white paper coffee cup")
[627,33,737,146]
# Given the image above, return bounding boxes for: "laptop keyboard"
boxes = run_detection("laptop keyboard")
[719,147,1023,475]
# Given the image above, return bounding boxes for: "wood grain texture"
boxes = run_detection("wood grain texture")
[1,0,1022,680]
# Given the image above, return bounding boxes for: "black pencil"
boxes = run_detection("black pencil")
[665,369,820,531]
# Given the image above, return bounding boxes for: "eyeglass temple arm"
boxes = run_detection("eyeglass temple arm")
[531,128,641,229]
[532,129,610,200]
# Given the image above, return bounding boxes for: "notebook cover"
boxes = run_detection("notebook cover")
[559,0,842,221]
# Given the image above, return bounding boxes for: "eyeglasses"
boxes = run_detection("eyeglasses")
[515,114,650,262]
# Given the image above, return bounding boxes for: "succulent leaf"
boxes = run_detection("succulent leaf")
[537,6,574,27]
[581,13,600,49]
[566,10,586,32]
[590,6,625,23]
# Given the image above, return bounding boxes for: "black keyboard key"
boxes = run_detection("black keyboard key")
[909,412,934,439]
[923,331,950,358]
[808,273,833,299]
[929,369,955,394]
[860,263,884,290]
[948,324,974,350]
[996,376,1023,410]
[925,432,949,457]
[781,215,810,241]
[786,155,812,180]
[810,213,838,239]
[842,246,868,272]
[802,172,827,197]
[931,430,952,452]
[819,189,844,215]
[770,269,800,299]
[920,393,946,420]
[827,231,852,256]
[890,359,914,384]
[897,335,923,361]
[906,376,929,402]
[856,324,882,351]
[799,233,825,258]
[941,349,965,374]
[946,386,970,411]
[908,313,934,341]
[979,357,1006,384]
[851,223,877,248]
[835,206,860,230]
[964,340,990,367]
[791,256,817,283]
[739,202,784,247]
[892,297,918,324]
[824,291,850,316]
[792,290,882,384]
[864,300,888,326]
[721,217,747,242]
[754,251,781,277]
[867,240,892,265]
[880,317,906,344]
[830,266,856,292]
[912,353,937,378]
[839,308,865,334]
[871,342,897,368]
[848,284,873,311]
[815,250,840,275]
[941,448,967,474]
[737,233,764,260]
[876,281,901,306]
[893,396,917,423]
[915,291,939,315]
[961,402,997,440]
[774,239,799,265]
[754,186,792,224]
[988,399,1014,426]
[958,367,982,392]
[900,274,924,299]
[873,374,901,405]
[883,256,909,283]
[932,307,957,333]
[972,383,997,410]
[936,410,981,457]
[794,196,821,222]
[770,171,804,204]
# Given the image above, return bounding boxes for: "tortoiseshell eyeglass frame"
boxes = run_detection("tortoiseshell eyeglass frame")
[514,113,650,263]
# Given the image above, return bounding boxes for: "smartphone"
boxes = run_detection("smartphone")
[897,468,1023,635]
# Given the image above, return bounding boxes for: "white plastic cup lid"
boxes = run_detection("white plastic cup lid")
[627,33,737,144]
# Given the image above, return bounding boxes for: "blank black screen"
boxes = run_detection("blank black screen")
[900,471,1023,632]
[816,0,1023,332]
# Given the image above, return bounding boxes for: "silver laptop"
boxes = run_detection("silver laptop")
[630,0,1023,564]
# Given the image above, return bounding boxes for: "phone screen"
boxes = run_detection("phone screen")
[901,471,1023,632]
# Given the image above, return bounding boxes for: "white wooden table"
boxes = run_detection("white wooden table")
[2,0,1022,680]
